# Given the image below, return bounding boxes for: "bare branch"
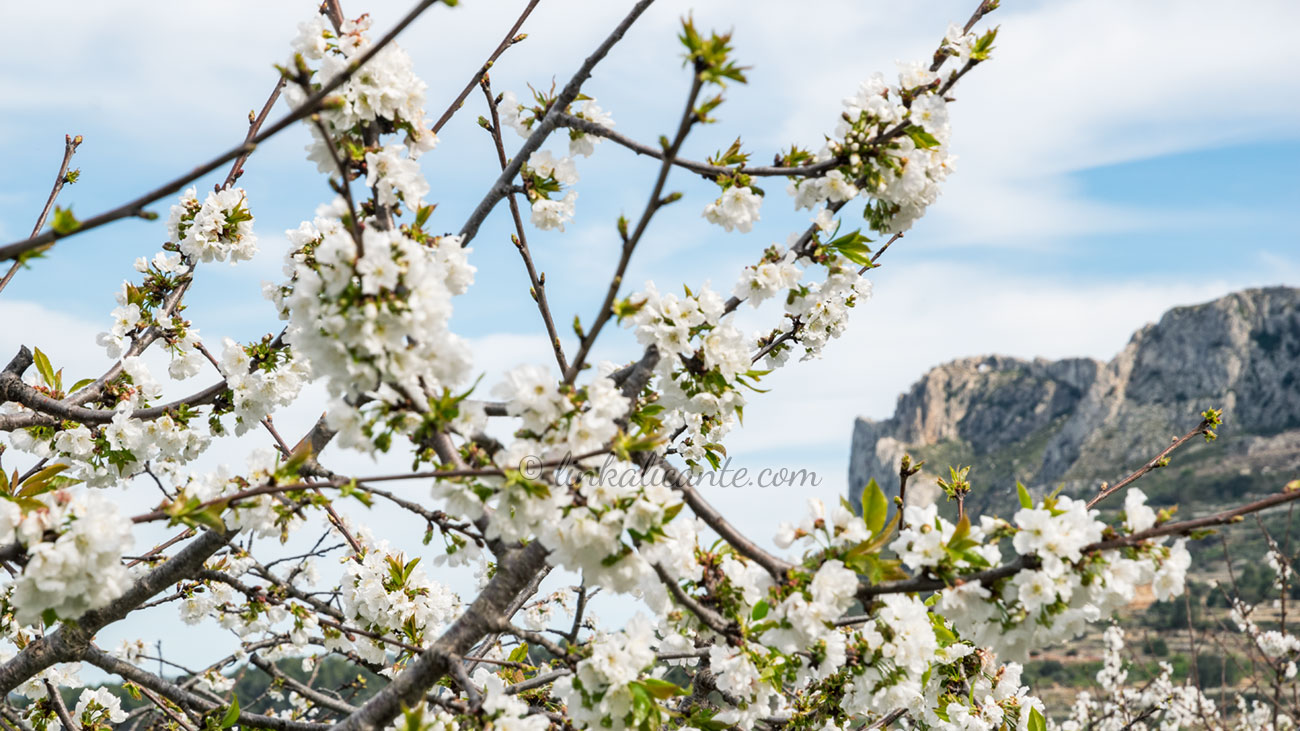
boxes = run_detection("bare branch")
[0,134,83,295]
[458,0,657,247]
[1088,414,1216,508]
[564,71,706,383]
[431,0,541,134]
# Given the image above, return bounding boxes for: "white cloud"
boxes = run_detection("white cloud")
[0,300,109,374]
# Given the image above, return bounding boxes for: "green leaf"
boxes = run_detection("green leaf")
[629,681,653,727]
[661,502,684,523]
[826,229,875,267]
[685,708,731,731]
[930,613,958,645]
[835,242,874,266]
[279,443,314,479]
[220,694,241,728]
[189,506,229,532]
[971,27,999,61]
[637,677,686,700]
[863,479,888,536]
[68,377,96,394]
[600,545,632,567]
[32,348,55,388]
[1016,481,1033,510]
[414,204,435,229]
[750,600,769,621]
[50,206,81,235]
[958,548,991,568]
[1028,706,1046,731]
[508,643,530,664]
[864,508,902,554]
[18,462,71,497]
[905,126,942,149]
[950,512,971,544]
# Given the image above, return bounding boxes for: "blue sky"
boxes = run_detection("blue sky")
[1,0,1297,665]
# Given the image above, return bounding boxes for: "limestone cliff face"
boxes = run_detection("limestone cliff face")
[848,287,1300,513]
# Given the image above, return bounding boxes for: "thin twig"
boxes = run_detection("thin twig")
[1088,415,1215,509]
[42,680,78,731]
[431,0,541,134]
[564,71,705,383]
[458,0,657,248]
[553,112,839,180]
[480,77,569,373]
[0,134,82,295]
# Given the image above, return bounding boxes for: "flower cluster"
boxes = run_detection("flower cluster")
[623,282,760,471]
[524,149,581,231]
[0,490,132,626]
[500,91,615,231]
[542,461,697,594]
[703,184,763,233]
[934,490,1193,662]
[567,99,614,157]
[287,14,438,170]
[778,253,874,363]
[365,144,431,212]
[493,366,630,463]
[783,49,981,238]
[501,92,615,159]
[472,671,549,731]
[12,393,210,489]
[216,337,311,435]
[166,186,258,264]
[74,687,128,729]
[553,614,660,729]
[733,247,802,307]
[173,449,306,539]
[278,17,476,449]
[434,363,701,593]
[890,502,1004,572]
[1057,624,1219,730]
[274,214,475,452]
[340,536,460,662]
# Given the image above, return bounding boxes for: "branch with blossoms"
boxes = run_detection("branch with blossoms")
[1045,514,1300,730]
[2,1,1282,730]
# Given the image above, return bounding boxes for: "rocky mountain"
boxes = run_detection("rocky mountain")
[848,287,1300,515]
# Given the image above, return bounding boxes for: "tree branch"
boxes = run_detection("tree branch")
[553,112,839,180]
[430,0,540,134]
[0,134,82,295]
[42,680,78,731]
[564,70,705,384]
[480,77,569,374]
[82,646,326,731]
[0,529,231,695]
[329,540,550,730]
[0,1,442,263]
[458,0,657,247]
[1087,415,1215,509]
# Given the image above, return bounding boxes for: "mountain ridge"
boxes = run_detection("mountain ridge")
[848,286,1300,513]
